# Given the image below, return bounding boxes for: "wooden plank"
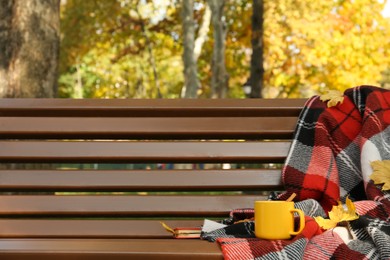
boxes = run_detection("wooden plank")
[0,195,266,217]
[0,169,282,191]
[0,117,297,139]
[0,141,291,163]
[0,98,306,117]
[0,219,205,238]
[0,239,223,260]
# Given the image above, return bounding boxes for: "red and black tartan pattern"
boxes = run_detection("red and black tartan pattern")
[279,85,390,216]
[202,86,390,259]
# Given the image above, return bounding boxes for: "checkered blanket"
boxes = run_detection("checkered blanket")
[202,86,390,259]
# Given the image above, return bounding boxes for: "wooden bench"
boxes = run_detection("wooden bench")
[0,98,306,259]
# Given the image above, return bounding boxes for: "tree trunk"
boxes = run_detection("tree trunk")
[208,0,228,98]
[194,4,211,61]
[181,0,201,98]
[0,0,60,173]
[0,0,60,98]
[249,0,264,98]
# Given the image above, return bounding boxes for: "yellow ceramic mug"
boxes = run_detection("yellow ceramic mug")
[254,201,305,240]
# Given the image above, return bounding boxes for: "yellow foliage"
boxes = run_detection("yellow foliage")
[59,0,390,98]
[320,90,344,107]
[370,160,390,191]
[263,0,390,98]
[314,197,359,230]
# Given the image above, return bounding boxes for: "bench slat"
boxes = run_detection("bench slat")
[0,195,266,217]
[0,117,297,139]
[0,219,204,238]
[0,98,306,258]
[0,169,282,191]
[0,98,306,117]
[0,141,290,163]
[0,239,223,259]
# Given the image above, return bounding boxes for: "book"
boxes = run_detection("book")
[172,227,202,239]
[160,222,202,239]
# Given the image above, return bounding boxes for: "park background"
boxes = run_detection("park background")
[2,0,390,100]
[2,0,390,170]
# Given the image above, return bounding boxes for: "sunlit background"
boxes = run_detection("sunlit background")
[59,0,390,99]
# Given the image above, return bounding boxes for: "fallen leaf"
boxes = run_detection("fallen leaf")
[320,90,344,107]
[160,222,175,234]
[314,196,359,230]
[370,160,390,190]
[314,215,338,230]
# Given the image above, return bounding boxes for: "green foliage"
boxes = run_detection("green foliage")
[60,0,183,98]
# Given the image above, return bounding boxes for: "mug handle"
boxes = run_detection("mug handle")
[289,209,305,236]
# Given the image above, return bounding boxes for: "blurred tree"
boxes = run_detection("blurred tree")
[208,0,228,98]
[249,0,264,98]
[135,2,162,98]
[0,0,60,97]
[194,3,211,61]
[60,0,183,98]
[182,0,201,98]
[222,0,252,98]
[59,0,390,99]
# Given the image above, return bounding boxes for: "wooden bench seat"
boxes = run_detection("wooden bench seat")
[0,98,306,259]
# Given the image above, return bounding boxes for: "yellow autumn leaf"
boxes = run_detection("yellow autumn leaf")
[319,90,344,108]
[160,222,175,234]
[370,160,390,191]
[314,215,338,230]
[345,196,357,216]
[314,196,359,230]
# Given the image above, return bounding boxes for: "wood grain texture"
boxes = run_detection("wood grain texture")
[0,169,282,191]
[0,195,266,217]
[0,141,291,163]
[0,117,297,139]
[0,239,223,259]
[0,98,306,117]
[0,219,204,238]
[0,98,307,257]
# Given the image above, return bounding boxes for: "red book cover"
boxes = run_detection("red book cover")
[172,227,202,239]
[161,222,202,239]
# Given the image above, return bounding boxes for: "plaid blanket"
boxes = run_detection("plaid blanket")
[202,86,390,259]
